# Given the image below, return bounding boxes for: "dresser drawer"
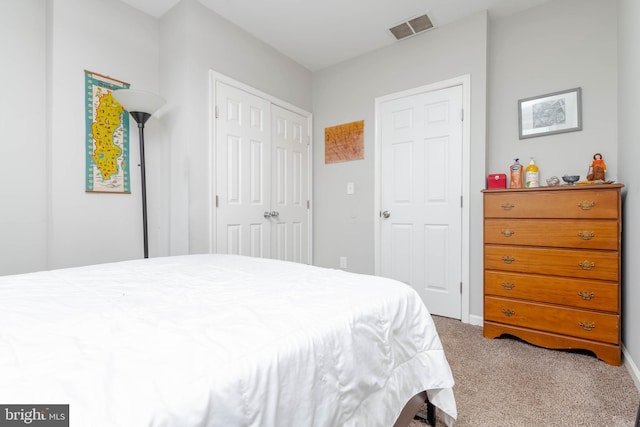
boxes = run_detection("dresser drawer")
[484,190,619,219]
[484,244,619,281]
[484,219,619,250]
[485,296,619,344]
[484,271,619,312]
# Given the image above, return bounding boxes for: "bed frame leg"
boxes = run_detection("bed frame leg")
[393,391,438,427]
[413,395,436,426]
[425,398,436,426]
[393,391,427,427]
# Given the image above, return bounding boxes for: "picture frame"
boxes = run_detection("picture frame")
[518,87,582,139]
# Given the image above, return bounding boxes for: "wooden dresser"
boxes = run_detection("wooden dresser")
[482,184,623,365]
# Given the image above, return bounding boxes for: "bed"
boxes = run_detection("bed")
[0,254,456,426]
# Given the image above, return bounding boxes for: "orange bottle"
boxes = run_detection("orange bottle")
[510,158,523,189]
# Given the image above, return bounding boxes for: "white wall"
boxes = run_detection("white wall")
[617,0,640,385]
[490,0,638,378]
[311,12,488,316]
[0,0,163,275]
[0,0,48,275]
[487,0,618,182]
[312,0,623,325]
[0,0,311,276]
[48,0,163,268]
[159,0,312,255]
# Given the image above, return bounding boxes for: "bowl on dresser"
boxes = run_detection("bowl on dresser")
[562,175,580,185]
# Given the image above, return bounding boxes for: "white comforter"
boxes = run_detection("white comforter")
[0,255,456,426]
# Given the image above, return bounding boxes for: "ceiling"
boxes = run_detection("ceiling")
[119,0,553,71]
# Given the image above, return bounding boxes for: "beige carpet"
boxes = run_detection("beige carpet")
[410,316,639,427]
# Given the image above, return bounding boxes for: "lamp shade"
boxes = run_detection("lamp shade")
[112,89,165,115]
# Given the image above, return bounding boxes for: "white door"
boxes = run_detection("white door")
[271,104,310,263]
[215,80,311,263]
[379,85,463,318]
[215,81,272,257]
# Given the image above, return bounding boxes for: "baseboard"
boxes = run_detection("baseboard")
[623,343,640,393]
[468,314,483,327]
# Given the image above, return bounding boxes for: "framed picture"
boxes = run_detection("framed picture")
[518,87,582,139]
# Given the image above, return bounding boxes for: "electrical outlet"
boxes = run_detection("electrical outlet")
[339,256,347,269]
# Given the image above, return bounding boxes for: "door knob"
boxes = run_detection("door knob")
[264,211,272,219]
[382,210,391,219]
[270,211,280,218]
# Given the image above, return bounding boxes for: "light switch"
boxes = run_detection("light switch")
[347,182,355,195]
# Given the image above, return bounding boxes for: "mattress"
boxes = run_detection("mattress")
[0,254,456,426]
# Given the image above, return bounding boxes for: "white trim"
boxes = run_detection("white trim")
[623,343,640,392]
[468,314,483,327]
[209,70,311,117]
[208,71,215,254]
[374,74,471,323]
[208,70,313,262]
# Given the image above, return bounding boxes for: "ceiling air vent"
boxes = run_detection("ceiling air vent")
[389,13,434,41]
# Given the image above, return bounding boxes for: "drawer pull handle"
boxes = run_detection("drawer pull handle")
[500,202,515,211]
[578,200,596,210]
[578,231,595,240]
[501,256,515,264]
[578,290,595,301]
[501,229,515,237]
[501,308,516,317]
[501,282,515,290]
[578,260,595,270]
[579,321,596,331]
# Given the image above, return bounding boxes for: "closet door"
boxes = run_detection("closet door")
[271,104,310,263]
[215,81,272,257]
[214,80,311,263]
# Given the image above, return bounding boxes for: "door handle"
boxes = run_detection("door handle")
[270,211,279,218]
[264,211,272,219]
[381,210,391,219]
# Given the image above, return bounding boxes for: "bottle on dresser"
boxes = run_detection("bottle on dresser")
[509,158,523,188]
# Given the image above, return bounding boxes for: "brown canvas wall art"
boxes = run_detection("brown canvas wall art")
[324,120,364,164]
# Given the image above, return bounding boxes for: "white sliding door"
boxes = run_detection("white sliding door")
[271,104,310,263]
[213,76,311,263]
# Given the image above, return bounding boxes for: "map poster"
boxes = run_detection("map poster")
[84,70,131,193]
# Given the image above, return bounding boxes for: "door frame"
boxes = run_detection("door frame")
[208,70,313,261]
[373,74,470,323]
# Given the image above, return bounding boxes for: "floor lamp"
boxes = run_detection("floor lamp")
[112,89,165,259]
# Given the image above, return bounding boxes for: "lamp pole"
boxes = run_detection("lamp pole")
[112,89,165,259]
[130,112,152,258]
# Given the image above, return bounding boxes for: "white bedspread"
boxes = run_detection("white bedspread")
[0,255,456,426]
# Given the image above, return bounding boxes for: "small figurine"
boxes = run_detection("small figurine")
[587,152,606,181]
